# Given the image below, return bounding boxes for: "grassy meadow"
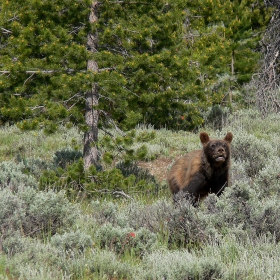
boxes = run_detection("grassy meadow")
[0,108,280,279]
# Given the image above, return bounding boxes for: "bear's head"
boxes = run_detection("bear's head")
[200,132,233,166]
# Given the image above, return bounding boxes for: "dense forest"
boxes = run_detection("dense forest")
[0,0,280,279]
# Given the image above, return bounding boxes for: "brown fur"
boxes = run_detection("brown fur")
[167,132,233,204]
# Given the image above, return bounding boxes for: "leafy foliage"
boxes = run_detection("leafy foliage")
[0,0,91,131]
[0,0,272,133]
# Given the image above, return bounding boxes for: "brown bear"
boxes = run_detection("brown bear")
[167,132,233,205]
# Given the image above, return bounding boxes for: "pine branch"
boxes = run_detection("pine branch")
[0,67,115,75]
[1,27,12,34]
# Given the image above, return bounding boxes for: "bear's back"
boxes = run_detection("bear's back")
[167,149,203,194]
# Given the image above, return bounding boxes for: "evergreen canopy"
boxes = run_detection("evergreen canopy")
[0,0,272,133]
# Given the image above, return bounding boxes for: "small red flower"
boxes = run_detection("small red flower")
[127,232,136,238]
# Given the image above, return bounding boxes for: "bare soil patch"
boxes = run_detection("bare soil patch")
[138,157,174,184]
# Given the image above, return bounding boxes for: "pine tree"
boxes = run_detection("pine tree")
[94,0,201,130]
[183,0,272,106]
[1,0,198,169]
[0,0,91,131]
[0,0,272,169]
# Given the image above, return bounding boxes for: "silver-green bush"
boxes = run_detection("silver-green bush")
[0,161,37,191]
[0,187,78,241]
[231,131,274,176]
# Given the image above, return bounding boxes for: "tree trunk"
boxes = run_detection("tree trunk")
[229,50,235,105]
[83,2,99,170]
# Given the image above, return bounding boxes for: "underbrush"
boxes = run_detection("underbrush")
[0,109,279,279]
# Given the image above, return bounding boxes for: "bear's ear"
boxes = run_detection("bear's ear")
[200,132,210,145]
[224,132,233,143]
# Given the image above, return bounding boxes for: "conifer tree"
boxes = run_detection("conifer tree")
[183,0,272,105]
[0,0,195,168]
[0,0,273,170]
[93,0,200,130]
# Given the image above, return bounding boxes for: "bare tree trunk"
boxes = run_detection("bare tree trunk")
[231,50,235,76]
[229,50,235,105]
[83,2,99,170]
[255,2,280,115]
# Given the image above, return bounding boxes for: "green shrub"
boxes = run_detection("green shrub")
[203,105,230,130]
[123,199,172,234]
[95,223,157,257]
[86,250,134,279]
[199,183,257,241]
[230,159,250,186]
[228,109,280,138]
[256,156,280,196]
[166,197,208,248]
[4,237,65,280]
[231,131,274,177]
[90,200,127,227]
[51,230,93,252]
[135,249,222,280]
[0,161,37,191]
[0,187,78,239]
[203,182,280,242]
[117,161,157,185]
[54,148,83,169]
[252,198,280,242]
[40,159,158,199]
[91,198,211,250]
[18,157,52,179]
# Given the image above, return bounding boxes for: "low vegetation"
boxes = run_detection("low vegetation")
[0,108,279,279]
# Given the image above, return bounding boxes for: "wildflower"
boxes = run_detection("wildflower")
[127,232,136,238]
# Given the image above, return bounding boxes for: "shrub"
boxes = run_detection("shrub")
[94,223,157,257]
[201,183,258,239]
[135,249,222,280]
[230,159,251,185]
[203,105,230,130]
[54,148,83,169]
[40,159,159,199]
[0,161,37,191]
[4,237,65,280]
[123,199,173,234]
[51,230,93,253]
[252,197,280,242]
[165,197,208,248]
[91,198,210,250]
[117,161,158,185]
[19,157,52,179]
[24,189,78,237]
[87,250,134,279]
[255,156,280,196]
[0,187,78,239]
[90,200,128,227]
[231,131,274,177]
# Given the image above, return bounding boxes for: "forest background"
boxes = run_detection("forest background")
[0,0,280,279]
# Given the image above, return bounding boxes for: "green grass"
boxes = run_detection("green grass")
[0,109,280,279]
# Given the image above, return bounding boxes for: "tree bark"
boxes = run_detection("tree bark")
[229,50,235,105]
[83,2,99,170]
[255,3,280,115]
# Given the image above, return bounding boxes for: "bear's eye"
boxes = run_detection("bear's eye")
[210,144,216,149]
